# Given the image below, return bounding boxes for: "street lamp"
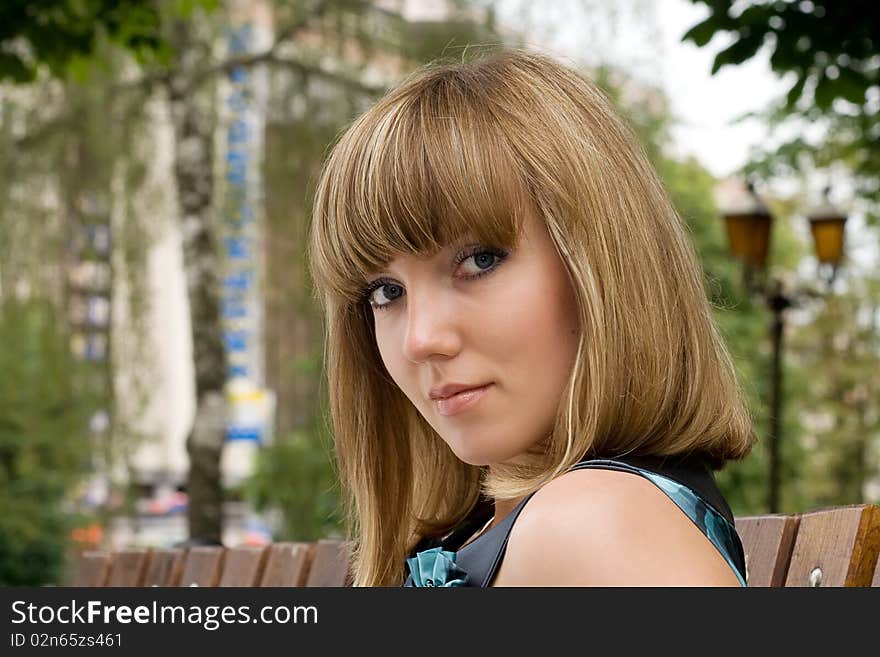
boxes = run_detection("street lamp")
[717,179,847,513]
[807,190,848,288]
[718,179,772,294]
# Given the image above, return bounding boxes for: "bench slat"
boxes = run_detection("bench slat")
[304,539,353,587]
[178,546,225,587]
[106,549,152,587]
[142,549,186,587]
[73,551,112,587]
[785,504,880,587]
[260,542,315,587]
[218,547,269,587]
[735,514,799,587]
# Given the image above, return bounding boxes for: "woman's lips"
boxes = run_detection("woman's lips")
[434,383,493,416]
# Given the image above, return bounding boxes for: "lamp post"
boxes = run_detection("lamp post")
[717,179,847,513]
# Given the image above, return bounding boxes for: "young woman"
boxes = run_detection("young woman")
[308,48,755,587]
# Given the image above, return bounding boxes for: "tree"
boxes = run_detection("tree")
[0,1,167,83]
[788,272,880,507]
[683,0,880,508]
[682,0,880,224]
[0,298,95,584]
[1,6,164,572]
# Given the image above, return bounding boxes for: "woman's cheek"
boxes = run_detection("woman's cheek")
[377,328,416,398]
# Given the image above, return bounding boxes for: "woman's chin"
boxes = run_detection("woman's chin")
[442,440,491,467]
[444,440,522,468]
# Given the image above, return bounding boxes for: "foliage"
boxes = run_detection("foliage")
[0,0,229,84]
[0,0,164,83]
[788,273,880,508]
[1,16,169,555]
[683,0,880,224]
[0,298,95,585]
[244,430,343,541]
[681,0,880,510]
[683,0,878,110]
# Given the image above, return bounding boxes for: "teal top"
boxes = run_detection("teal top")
[405,456,748,587]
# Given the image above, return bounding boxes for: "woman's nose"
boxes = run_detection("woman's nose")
[401,288,461,363]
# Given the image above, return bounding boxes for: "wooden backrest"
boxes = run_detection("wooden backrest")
[783,504,880,587]
[260,542,315,587]
[304,538,354,587]
[68,505,880,588]
[142,549,186,587]
[105,549,152,587]
[178,546,226,587]
[218,546,269,586]
[73,550,112,586]
[734,514,800,587]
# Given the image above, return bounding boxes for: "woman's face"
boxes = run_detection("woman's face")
[365,210,580,466]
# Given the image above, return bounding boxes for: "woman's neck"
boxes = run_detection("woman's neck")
[490,495,526,530]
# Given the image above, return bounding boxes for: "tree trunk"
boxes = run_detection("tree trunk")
[168,19,227,545]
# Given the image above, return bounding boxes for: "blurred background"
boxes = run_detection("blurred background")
[1,0,877,585]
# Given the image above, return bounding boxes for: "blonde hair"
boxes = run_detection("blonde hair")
[308,48,755,586]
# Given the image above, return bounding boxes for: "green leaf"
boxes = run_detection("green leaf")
[785,75,807,109]
[682,17,720,48]
[0,52,35,83]
[813,72,835,111]
[735,4,772,29]
[66,53,93,85]
[711,31,764,73]
[835,67,869,105]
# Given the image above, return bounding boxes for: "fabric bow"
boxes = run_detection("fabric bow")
[406,547,468,587]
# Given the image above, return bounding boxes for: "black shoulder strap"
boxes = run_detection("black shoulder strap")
[408,453,743,587]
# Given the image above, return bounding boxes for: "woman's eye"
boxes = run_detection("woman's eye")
[368,282,404,310]
[460,251,499,274]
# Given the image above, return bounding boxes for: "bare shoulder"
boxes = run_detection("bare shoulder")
[492,467,741,587]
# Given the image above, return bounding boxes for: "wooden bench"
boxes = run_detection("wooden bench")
[70,538,354,587]
[736,503,880,587]
[69,504,880,587]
